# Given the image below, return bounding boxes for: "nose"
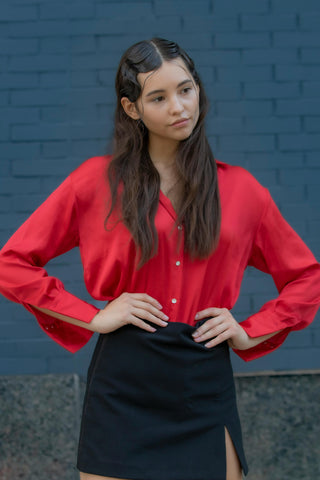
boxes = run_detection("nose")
[168,95,184,115]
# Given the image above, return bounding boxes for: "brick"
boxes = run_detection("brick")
[71,71,97,87]
[0,122,10,141]
[39,2,68,19]
[98,35,143,52]
[220,134,275,152]
[246,152,304,170]
[70,88,108,105]
[70,106,97,121]
[280,168,320,186]
[306,152,320,167]
[274,32,320,48]
[213,0,268,14]
[71,52,120,71]
[0,159,10,176]
[192,50,241,67]
[196,66,214,84]
[276,65,320,81]
[279,134,320,151]
[206,117,243,135]
[241,14,296,31]
[98,2,153,17]
[39,72,69,87]
[183,15,237,33]
[6,20,70,37]
[0,73,38,89]
[301,48,320,64]
[12,124,68,141]
[217,100,273,116]
[215,32,270,49]
[2,142,40,159]
[11,89,69,106]
[244,82,299,99]
[0,92,9,106]
[1,107,39,123]
[168,33,212,50]
[12,158,72,177]
[71,36,96,53]
[71,139,108,157]
[305,116,320,133]
[307,185,320,202]
[70,16,182,36]
[272,0,320,12]
[70,122,109,140]
[1,5,37,21]
[11,194,47,213]
[206,83,241,100]
[42,142,69,158]
[243,48,298,65]
[0,357,47,375]
[0,38,38,55]
[155,0,210,15]
[277,99,320,115]
[300,12,320,30]
[0,213,32,231]
[40,106,68,122]
[9,54,69,72]
[1,321,42,340]
[40,2,95,19]
[0,339,70,357]
[245,116,300,134]
[40,38,70,54]
[218,66,272,82]
[302,82,320,97]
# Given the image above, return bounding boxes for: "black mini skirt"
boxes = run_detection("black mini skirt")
[77,320,249,480]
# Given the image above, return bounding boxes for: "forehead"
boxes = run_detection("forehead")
[138,58,193,93]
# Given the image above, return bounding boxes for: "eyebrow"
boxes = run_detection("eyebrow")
[145,79,193,97]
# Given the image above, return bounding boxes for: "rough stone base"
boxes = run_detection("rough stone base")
[0,373,319,480]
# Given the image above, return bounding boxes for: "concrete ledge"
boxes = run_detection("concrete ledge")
[0,373,319,480]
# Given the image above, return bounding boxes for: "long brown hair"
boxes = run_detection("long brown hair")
[106,38,221,267]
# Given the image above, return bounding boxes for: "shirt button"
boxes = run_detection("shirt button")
[177,225,182,230]
[176,261,181,266]
[171,298,177,304]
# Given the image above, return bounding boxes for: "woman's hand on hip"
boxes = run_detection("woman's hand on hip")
[90,292,169,334]
[192,307,250,350]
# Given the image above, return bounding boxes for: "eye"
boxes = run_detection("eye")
[152,96,164,103]
[181,87,192,95]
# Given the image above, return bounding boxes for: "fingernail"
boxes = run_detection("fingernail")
[195,313,199,319]
[157,303,163,309]
[192,331,199,338]
[163,314,169,320]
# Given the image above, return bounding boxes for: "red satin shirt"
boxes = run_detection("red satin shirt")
[0,155,319,361]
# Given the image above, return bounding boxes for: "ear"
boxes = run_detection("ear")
[121,97,140,120]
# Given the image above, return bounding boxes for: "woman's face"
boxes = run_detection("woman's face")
[124,58,200,148]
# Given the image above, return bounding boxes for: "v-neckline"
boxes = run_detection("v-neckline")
[159,189,178,220]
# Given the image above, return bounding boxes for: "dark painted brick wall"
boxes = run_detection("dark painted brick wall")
[0,0,319,375]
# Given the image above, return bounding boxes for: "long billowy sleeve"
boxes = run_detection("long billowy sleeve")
[235,190,320,361]
[0,175,99,352]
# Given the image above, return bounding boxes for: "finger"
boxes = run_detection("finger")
[195,307,225,321]
[131,317,157,333]
[132,307,169,327]
[130,293,163,309]
[192,315,224,338]
[133,300,169,321]
[193,322,226,343]
[204,330,231,349]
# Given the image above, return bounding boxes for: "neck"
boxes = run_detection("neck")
[148,136,179,167]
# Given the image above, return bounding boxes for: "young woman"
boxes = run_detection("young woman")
[0,38,319,480]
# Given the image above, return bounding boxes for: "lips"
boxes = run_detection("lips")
[171,118,189,127]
